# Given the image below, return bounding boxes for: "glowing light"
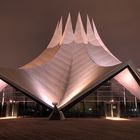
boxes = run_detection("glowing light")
[106,117,129,121]
[111,99,114,103]
[0,116,17,120]
[9,99,13,103]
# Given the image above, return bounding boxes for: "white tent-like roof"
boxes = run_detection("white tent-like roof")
[0,13,139,109]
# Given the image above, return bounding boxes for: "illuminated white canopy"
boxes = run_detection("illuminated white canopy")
[0,13,139,109]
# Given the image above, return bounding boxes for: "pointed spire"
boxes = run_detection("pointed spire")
[92,19,121,62]
[58,17,63,33]
[74,12,88,44]
[47,18,62,48]
[87,15,100,46]
[92,19,111,52]
[60,13,74,45]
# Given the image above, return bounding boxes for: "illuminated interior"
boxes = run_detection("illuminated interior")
[63,78,140,118]
[0,83,51,118]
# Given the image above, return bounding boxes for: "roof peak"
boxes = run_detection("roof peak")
[48,13,94,46]
[46,12,121,65]
[60,13,74,45]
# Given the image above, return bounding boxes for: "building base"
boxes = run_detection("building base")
[48,104,65,120]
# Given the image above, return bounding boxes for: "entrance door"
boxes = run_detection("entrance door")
[105,101,120,117]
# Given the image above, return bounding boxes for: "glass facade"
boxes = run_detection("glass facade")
[0,79,139,118]
[64,79,140,118]
[0,84,51,118]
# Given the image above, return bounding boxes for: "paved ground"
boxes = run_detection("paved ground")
[0,117,140,140]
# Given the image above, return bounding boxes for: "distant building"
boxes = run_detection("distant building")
[0,13,139,118]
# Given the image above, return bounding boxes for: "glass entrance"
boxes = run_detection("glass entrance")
[105,101,120,117]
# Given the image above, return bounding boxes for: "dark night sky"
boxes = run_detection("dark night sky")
[0,0,139,68]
